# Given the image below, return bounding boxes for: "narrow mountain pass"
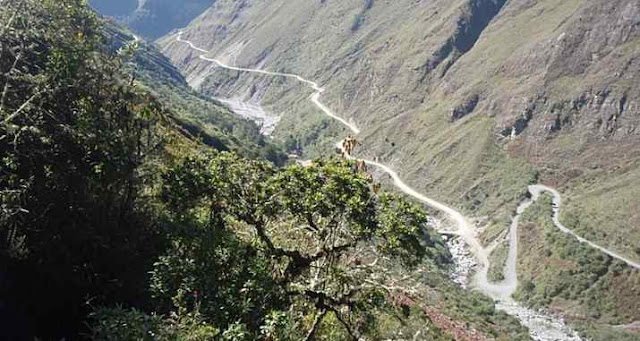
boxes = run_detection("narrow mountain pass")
[172,31,637,340]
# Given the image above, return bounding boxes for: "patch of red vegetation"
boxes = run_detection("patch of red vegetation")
[390,292,493,341]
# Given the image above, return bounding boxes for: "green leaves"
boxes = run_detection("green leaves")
[154,154,447,338]
[161,152,274,224]
[376,194,429,267]
[161,153,438,271]
[90,307,221,341]
[265,159,377,240]
[0,0,172,337]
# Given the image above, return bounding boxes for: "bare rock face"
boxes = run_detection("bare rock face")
[450,94,480,122]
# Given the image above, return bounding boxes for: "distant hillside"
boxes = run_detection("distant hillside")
[90,0,214,39]
[103,21,286,163]
[89,0,137,16]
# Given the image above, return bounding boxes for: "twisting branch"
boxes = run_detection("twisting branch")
[305,214,320,232]
[2,85,75,125]
[2,91,39,125]
[307,242,356,264]
[249,217,314,278]
[327,306,360,341]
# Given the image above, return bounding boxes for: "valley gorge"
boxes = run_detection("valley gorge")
[89,0,216,39]
[3,0,639,340]
[157,1,640,340]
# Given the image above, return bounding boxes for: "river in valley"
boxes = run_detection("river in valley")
[213,97,280,135]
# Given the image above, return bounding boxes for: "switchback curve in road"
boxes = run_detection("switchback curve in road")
[174,31,500,293]
[528,185,640,270]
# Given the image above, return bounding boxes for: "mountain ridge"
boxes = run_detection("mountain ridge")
[90,0,215,39]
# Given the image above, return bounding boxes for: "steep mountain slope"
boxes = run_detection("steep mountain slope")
[2,2,540,339]
[103,22,286,163]
[90,0,214,39]
[157,0,532,223]
[159,0,639,256]
[157,0,640,339]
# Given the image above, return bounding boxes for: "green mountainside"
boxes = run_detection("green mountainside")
[0,1,533,340]
[156,0,640,339]
[102,21,286,163]
[515,195,640,341]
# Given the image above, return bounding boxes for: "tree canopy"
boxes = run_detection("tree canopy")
[93,154,448,340]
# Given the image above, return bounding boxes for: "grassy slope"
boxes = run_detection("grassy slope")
[104,21,287,164]
[368,0,640,260]
[156,0,470,158]
[514,194,640,341]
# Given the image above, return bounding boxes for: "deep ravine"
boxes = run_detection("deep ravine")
[171,30,637,340]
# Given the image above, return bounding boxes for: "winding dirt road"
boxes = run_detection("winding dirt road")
[173,30,637,339]
[528,185,640,270]
[175,29,639,283]
[176,31,499,292]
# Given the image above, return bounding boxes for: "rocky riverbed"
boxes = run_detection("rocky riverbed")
[443,235,476,288]
[496,301,584,341]
[444,235,585,341]
[213,97,280,135]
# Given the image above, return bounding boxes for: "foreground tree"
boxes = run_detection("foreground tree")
[102,154,448,340]
[1,0,168,337]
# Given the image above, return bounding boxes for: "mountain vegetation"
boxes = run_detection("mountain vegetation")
[0,1,531,339]
[515,195,640,341]
[102,22,286,163]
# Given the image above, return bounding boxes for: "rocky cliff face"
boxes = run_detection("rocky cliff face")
[157,2,640,336]
[90,0,215,39]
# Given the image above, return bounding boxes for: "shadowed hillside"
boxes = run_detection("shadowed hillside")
[90,0,215,39]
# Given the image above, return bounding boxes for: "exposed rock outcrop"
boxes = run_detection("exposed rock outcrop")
[450,94,480,122]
